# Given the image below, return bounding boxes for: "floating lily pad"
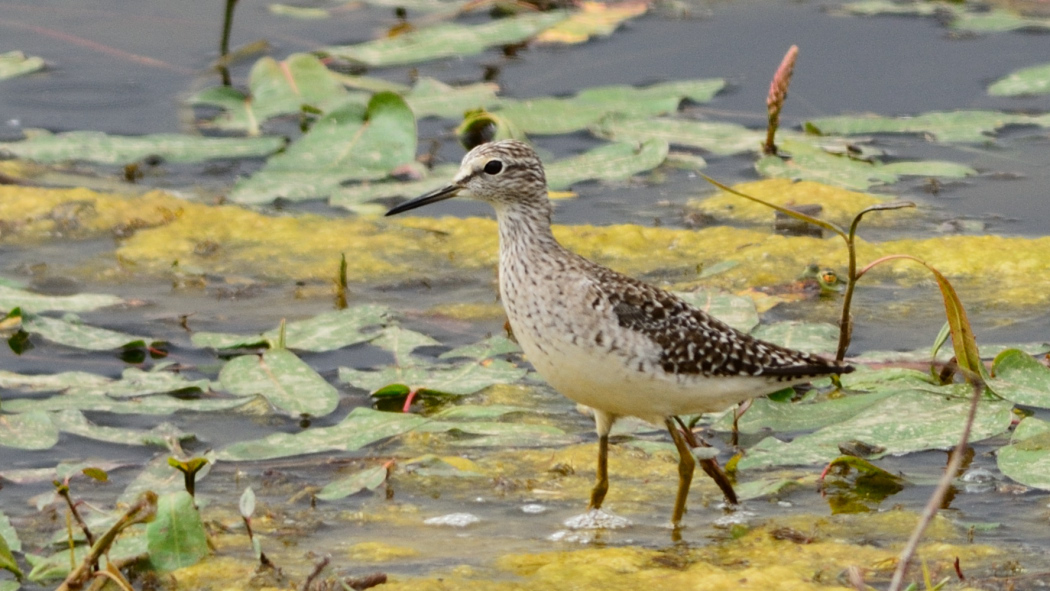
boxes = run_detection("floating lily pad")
[405,78,501,120]
[987,348,1050,408]
[807,110,1050,143]
[0,130,284,164]
[756,139,975,190]
[20,312,155,351]
[219,350,339,418]
[316,464,389,500]
[104,367,209,398]
[193,305,390,352]
[0,50,45,80]
[841,1,1050,32]
[439,336,520,361]
[545,140,669,189]
[738,388,1013,470]
[1,386,254,416]
[0,370,109,393]
[321,12,568,67]
[147,491,209,572]
[191,53,360,134]
[674,290,760,333]
[594,116,766,156]
[0,285,122,313]
[50,410,190,447]
[713,391,893,435]
[227,92,416,204]
[0,411,60,450]
[988,63,1050,97]
[431,404,530,420]
[497,79,725,135]
[535,0,648,44]
[997,417,1050,490]
[218,407,426,461]
[751,321,838,354]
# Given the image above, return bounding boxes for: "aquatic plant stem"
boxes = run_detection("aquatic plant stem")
[887,381,983,591]
[219,0,240,86]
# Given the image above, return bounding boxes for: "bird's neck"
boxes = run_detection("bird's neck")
[494,200,558,253]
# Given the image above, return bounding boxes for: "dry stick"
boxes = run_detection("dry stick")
[886,381,984,591]
[300,555,331,591]
[56,485,96,548]
[56,491,158,591]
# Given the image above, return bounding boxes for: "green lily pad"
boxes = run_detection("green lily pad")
[594,116,766,156]
[735,476,803,501]
[0,130,284,165]
[0,411,59,450]
[147,491,209,572]
[673,290,760,333]
[192,305,391,352]
[0,580,19,591]
[439,336,520,361]
[316,464,389,500]
[405,78,501,120]
[987,348,1050,408]
[219,349,339,418]
[0,50,45,80]
[104,367,210,398]
[321,12,568,67]
[497,78,725,135]
[841,1,1050,32]
[807,110,1050,143]
[227,92,416,204]
[425,420,568,447]
[50,410,190,447]
[191,53,360,134]
[431,404,530,420]
[21,313,154,351]
[989,63,1050,97]
[997,417,1050,490]
[756,139,975,190]
[713,391,893,435]
[1,384,254,415]
[545,139,669,189]
[329,164,459,211]
[751,321,838,354]
[0,285,122,314]
[218,407,426,462]
[738,387,1013,470]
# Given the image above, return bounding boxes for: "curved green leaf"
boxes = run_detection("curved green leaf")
[989,63,1050,97]
[0,130,284,164]
[316,464,389,500]
[998,417,1050,489]
[147,491,209,572]
[0,411,59,450]
[219,350,339,418]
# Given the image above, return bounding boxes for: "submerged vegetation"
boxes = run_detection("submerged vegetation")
[2,0,1050,589]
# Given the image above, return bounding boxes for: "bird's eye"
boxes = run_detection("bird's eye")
[484,160,503,175]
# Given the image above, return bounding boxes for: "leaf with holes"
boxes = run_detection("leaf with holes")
[228,92,416,204]
[219,350,338,418]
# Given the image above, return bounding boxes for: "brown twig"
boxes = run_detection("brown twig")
[56,492,158,591]
[55,484,95,548]
[300,555,330,591]
[886,381,983,591]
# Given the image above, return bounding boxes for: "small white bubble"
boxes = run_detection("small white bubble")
[423,513,480,527]
[521,504,546,514]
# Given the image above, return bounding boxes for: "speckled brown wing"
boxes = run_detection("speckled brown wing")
[595,268,852,380]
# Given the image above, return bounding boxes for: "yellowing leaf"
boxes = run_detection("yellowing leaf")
[536,1,648,44]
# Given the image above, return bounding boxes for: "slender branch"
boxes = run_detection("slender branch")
[56,492,158,591]
[55,484,95,547]
[887,382,983,591]
[219,0,240,86]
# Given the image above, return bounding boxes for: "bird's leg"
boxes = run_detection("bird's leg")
[665,418,696,526]
[672,416,738,505]
[588,433,609,510]
[588,410,615,511]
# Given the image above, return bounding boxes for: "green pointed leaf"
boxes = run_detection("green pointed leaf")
[674,290,760,333]
[497,78,724,135]
[807,110,1050,143]
[545,140,668,189]
[21,313,154,351]
[147,491,209,572]
[316,464,389,500]
[191,53,360,133]
[989,63,1050,97]
[104,366,209,398]
[405,78,500,120]
[439,336,520,360]
[50,409,191,447]
[756,140,974,190]
[192,305,391,352]
[0,509,20,553]
[120,453,214,505]
[0,50,44,80]
[219,350,338,418]
[751,321,838,354]
[997,417,1050,490]
[0,285,122,314]
[228,92,416,203]
[738,388,1013,470]
[321,12,568,67]
[0,130,284,164]
[0,411,59,450]
[217,407,425,461]
[987,349,1050,408]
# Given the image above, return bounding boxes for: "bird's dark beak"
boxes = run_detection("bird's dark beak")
[385,184,461,216]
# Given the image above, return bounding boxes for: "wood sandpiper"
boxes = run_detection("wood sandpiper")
[387,140,854,527]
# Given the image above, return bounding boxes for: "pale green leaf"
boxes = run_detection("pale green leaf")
[21,313,152,351]
[50,410,190,447]
[673,290,760,333]
[405,78,500,120]
[219,350,339,418]
[807,110,1050,143]
[989,63,1050,97]
[120,453,214,506]
[316,464,389,500]
[0,285,122,313]
[997,417,1050,490]
[987,349,1050,408]
[0,50,44,80]
[0,130,284,164]
[545,140,669,189]
[147,491,209,572]
[751,321,839,354]
[0,411,59,450]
